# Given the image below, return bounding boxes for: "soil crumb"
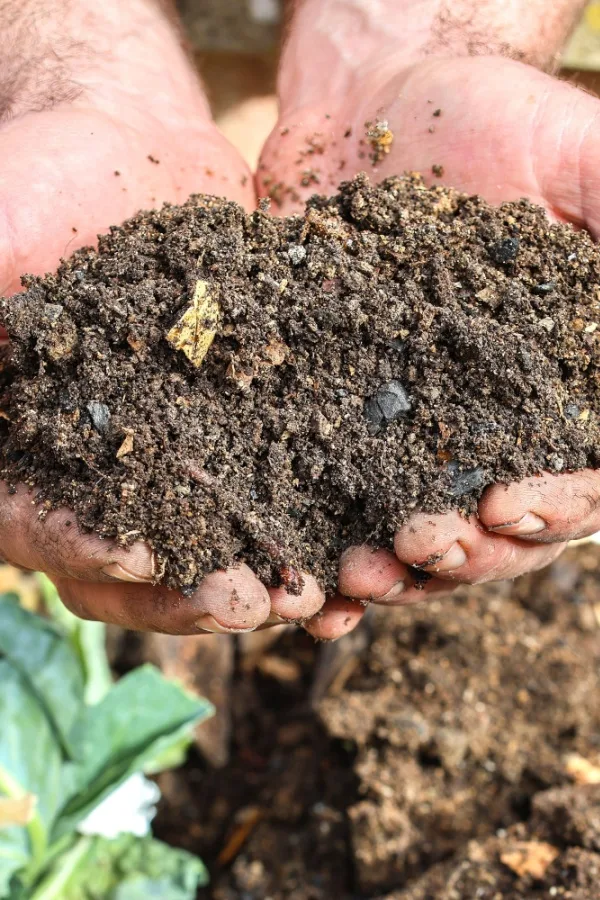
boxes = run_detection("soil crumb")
[1,174,599,591]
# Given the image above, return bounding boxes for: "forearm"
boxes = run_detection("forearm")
[281,0,586,110]
[0,0,208,123]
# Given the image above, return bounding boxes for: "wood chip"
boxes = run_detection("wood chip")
[565,753,600,784]
[217,806,262,866]
[166,280,220,368]
[0,794,37,828]
[116,431,134,459]
[257,654,301,682]
[500,841,559,879]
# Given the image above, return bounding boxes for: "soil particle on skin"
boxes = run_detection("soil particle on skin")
[153,545,600,899]
[2,174,600,592]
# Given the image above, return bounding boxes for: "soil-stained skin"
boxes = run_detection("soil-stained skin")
[1,174,599,592]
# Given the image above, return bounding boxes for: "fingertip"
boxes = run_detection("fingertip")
[195,563,271,631]
[303,594,365,640]
[339,545,407,600]
[268,572,325,621]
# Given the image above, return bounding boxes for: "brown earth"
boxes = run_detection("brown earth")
[152,543,600,899]
[1,175,600,593]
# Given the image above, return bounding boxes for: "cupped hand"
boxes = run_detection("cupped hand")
[0,0,339,637]
[259,54,600,607]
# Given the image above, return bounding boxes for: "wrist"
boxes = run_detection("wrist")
[0,0,210,125]
[280,0,585,115]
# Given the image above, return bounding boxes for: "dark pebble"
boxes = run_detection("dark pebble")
[489,237,520,266]
[87,401,111,432]
[565,403,580,419]
[532,281,556,295]
[374,380,412,421]
[388,338,406,352]
[449,464,486,497]
[364,397,385,430]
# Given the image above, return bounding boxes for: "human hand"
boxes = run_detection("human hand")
[258,9,600,617]
[0,0,337,636]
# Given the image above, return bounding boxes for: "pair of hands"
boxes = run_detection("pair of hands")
[2,0,600,639]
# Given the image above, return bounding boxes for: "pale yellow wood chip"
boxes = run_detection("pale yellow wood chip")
[565,753,600,784]
[116,432,134,459]
[0,794,37,828]
[500,842,559,879]
[166,280,220,368]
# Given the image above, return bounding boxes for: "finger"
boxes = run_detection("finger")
[479,470,600,543]
[267,572,326,623]
[303,593,366,641]
[53,563,271,635]
[394,510,566,584]
[0,483,156,583]
[339,545,457,606]
[339,546,409,601]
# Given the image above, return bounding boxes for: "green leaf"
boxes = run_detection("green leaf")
[54,666,213,838]
[0,828,30,899]
[38,576,112,706]
[0,597,85,754]
[0,660,66,879]
[28,835,207,900]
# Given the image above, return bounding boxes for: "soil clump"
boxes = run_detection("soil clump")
[2,175,599,591]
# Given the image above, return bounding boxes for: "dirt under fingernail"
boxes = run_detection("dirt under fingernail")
[1,174,598,592]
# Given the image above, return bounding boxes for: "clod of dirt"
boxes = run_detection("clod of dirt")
[1,174,600,592]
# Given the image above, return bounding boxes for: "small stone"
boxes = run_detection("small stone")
[539,317,555,332]
[449,463,486,497]
[287,245,307,266]
[565,404,580,419]
[86,401,111,432]
[489,237,520,265]
[549,454,564,472]
[364,398,385,429]
[532,281,556,295]
[374,380,412,421]
[43,303,64,323]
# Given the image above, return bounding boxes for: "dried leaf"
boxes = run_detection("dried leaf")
[500,842,559,879]
[0,794,37,828]
[226,360,254,391]
[166,280,220,368]
[565,753,600,784]
[261,340,287,367]
[116,432,134,459]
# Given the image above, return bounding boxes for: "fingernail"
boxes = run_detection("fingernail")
[488,513,547,536]
[425,542,467,572]
[375,581,405,602]
[101,562,154,583]
[266,612,290,625]
[195,614,257,634]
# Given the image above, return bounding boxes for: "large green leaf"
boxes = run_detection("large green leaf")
[38,576,112,705]
[0,598,85,754]
[0,660,67,892]
[0,828,30,900]
[54,666,213,837]
[28,834,207,900]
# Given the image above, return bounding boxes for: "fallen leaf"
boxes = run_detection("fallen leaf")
[166,280,220,368]
[261,340,287,367]
[226,360,254,391]
[0,794,37,828]
[116,432,134,459]
[500,842,559,879]
[565,753,600,784]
